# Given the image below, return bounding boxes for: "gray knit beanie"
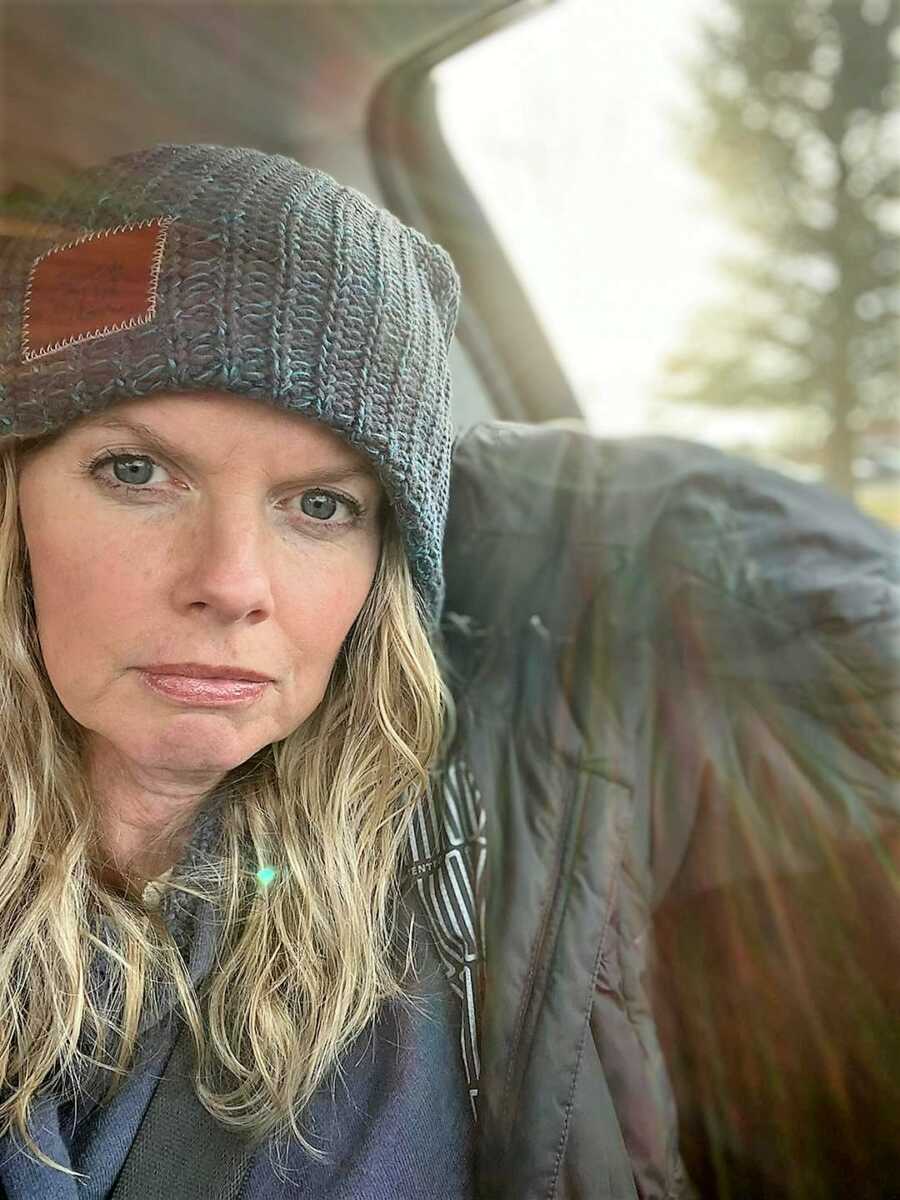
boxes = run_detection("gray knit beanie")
[0,144,460,622]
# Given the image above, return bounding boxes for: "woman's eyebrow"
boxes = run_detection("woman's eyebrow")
[84,418,378,487]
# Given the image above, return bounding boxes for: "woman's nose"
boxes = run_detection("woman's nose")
[170,505,276,623]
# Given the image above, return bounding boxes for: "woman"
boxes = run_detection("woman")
[0,143,473,1198]
[1,144,898,1200]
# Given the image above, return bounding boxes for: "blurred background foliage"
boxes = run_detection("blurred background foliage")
[657,0,899,508]
[437,0,900,529]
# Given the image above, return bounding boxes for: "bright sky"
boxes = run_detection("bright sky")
[434,0,784,446]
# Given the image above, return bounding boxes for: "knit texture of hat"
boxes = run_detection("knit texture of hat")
[0,143,461,621]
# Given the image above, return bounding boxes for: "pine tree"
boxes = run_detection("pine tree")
[656,0,899,497]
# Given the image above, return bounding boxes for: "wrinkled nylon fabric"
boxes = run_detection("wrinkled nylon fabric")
[441,420,898,1200]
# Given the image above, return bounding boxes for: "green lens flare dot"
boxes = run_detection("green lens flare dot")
[256,866,278,888]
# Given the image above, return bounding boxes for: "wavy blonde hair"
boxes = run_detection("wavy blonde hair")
[0,430,455,1180]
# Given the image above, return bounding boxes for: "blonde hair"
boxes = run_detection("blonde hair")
[0,432,455,1180]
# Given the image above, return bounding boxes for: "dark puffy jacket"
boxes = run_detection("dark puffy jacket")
[412,420,899,1200]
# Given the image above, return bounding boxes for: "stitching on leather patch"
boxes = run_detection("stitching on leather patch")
[22,217,173,363]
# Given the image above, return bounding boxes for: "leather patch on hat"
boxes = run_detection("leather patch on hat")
[22,216,172,363]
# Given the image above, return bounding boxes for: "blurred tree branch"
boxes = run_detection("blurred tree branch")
[656,0,900,498]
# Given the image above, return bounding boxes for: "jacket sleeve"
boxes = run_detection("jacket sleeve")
[630,435,900,902]
[620,434,900,1196]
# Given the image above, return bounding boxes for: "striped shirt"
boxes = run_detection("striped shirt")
[407,758,487,1123]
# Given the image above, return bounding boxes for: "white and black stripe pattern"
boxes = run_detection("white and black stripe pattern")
[407,756,487,1121]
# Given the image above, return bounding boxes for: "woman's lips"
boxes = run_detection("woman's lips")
[139,670,269,706]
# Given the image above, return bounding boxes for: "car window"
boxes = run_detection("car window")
[434,0,900,531]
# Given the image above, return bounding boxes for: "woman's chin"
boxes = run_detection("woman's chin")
[127,715,271,778]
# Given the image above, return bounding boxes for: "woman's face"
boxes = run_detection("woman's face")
[17,391,384,785]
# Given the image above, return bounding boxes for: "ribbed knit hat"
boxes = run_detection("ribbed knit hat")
[0,144,460,621]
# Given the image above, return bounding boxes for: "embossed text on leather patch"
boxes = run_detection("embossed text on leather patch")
[22,217,172,363]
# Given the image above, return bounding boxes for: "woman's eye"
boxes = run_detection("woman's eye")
[295,490,361,524]
[89,453,170,489]
[110,455,165,487]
